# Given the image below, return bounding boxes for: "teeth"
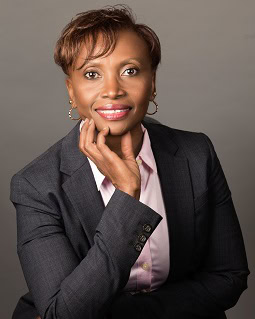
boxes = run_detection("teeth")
[97,108,130,114]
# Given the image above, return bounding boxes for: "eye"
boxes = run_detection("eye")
[122,68,139,76]
[84,71,101,80]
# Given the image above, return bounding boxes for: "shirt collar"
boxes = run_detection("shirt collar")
[79,120,157,191]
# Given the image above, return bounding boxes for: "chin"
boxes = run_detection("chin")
[108,125,130,136]
[95,117,142,135]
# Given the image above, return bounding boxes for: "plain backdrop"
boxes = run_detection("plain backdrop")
[1,0,254,318]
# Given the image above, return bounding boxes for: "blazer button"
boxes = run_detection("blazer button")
[134,243,142,252]
[138,234,147,243]
[143,224,152,233]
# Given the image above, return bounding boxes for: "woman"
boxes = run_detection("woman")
[10,5,249,319]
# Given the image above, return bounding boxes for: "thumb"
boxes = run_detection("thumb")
[121,130,135,160]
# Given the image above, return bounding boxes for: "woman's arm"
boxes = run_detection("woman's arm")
[11,173,162,319]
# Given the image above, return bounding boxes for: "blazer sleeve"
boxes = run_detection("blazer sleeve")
[111,133,250,319]
[10,174,163,319]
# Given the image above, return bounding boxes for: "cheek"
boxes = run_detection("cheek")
[134,82,152,106]
[73,85,97,111]
[138,77,152,96]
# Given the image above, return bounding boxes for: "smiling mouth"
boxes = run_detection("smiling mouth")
[96,108,132,120]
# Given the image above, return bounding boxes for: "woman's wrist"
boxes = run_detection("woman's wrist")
[127,188,141,201]
[116,185,141,201]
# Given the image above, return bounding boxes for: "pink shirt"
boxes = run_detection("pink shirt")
[79,121,170,293]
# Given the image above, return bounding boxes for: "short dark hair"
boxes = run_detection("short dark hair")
[54,4,161,75]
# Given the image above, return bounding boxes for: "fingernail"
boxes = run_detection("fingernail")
[84,118,88,123]
[103,127,108,130]
[89,118,93,125]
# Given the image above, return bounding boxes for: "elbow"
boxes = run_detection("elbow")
[223,268,250,310]
[194,267,250,311]
[233,268,250,300]
[33,290,73,319]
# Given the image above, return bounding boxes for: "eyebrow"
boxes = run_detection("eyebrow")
[76,58,144,71]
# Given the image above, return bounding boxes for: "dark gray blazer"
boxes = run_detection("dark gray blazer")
[10,120,249,319]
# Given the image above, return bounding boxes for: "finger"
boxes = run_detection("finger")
[79,118,97,158]
[96,126,109,146]
[79,118,89,151]
[97,126,119,161]
[86,118,96,145]
[121,130,135,160]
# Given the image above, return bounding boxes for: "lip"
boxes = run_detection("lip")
[96,104,132,110]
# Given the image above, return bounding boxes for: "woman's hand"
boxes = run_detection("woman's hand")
[79,118,141,200]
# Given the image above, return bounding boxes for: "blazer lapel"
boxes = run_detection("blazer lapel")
[60,121,105,247]
[142,121,195,281]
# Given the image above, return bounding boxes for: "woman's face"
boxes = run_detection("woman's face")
[66,29,156,136]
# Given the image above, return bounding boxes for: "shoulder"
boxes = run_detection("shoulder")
[14,136,64,177]
[143,120,216,159]
[168,125,215,159]
[10,122,81,197]
[10,137,63,204]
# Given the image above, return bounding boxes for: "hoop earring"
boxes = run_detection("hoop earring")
[147,92,159,115]
[68,100,81,121]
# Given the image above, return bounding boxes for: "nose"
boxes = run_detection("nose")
[101,75,126,99]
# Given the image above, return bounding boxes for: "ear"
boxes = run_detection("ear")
[65,77,75,104]
[150,71,157,100]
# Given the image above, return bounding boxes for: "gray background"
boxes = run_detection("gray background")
[1,0,254,318]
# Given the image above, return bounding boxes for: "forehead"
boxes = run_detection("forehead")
[76,30,151,68]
